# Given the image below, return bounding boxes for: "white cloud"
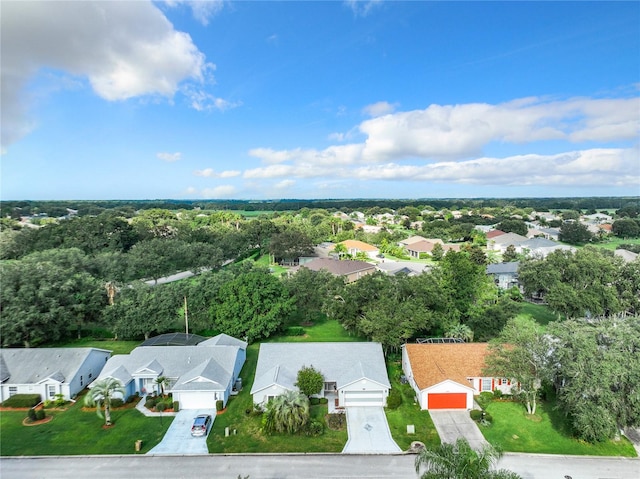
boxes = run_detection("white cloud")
[275,179,296,189]
[194,168,241,178]
[242,147,638,188]
[157,152,182,162]
[163,0,226,26]
[362,101,397,117]
[344,0,383,17]
[201,185,237,198]
[0,1,222,149]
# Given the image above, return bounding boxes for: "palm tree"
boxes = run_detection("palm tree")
[155,376,168,396]
[84,377,125,426]
[415,438,521,479]
[264,390,310,434]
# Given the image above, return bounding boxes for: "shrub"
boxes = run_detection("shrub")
[305,420,324,436]
[35,408,45,420]
[216,399,224,412]
[27,408,37,421]
[145,397,157,409]
[493,389,503,399]
[470,409,483,421]
[110,398,124,408]
[2,394,41,408]
[285,326,305,336]
[326,413,346,430]
[476,392,494,409]
[309,397,320,405]
[386,388,403,409]
[42,400,53,409]
[54,393,66,407]
[319,397,328,404]
[483,412,493,423]
[155,402,166,412]
[173,401,179,412]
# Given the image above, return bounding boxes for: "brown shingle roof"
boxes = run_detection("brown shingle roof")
[340,240,379,252]
[404,343,491,390]
[486,230,506,239]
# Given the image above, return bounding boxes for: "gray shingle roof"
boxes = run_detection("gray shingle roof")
[250,342,390,395]
[486,262,520,274]
[198,333,247,350]
[0,348,110,385]
[491,232,528,245]
[172,358,228,391]
[97,345,240,392]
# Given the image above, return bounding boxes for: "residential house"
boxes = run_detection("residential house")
[487,232,528,253]
[338,240,380,259]
[521,237,575,258]
[0,348,111,403]
[404,238,460,259]
[298,258,376,283]
[527,227,560,241]
[582,213,613,224]
[251,342,391,408]
[93,333,246,409]
[486,262,520,290]
[402,343,515,410]
[398,235,428,248]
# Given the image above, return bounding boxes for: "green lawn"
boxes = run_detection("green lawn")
[270,317,367,343]
[481,399,636,457]
[385,357,440,451]
[0,394,171,456]
[590,237,640,251]
[517,302,561,326]
[46,339,140,355]
[253,254,288,275]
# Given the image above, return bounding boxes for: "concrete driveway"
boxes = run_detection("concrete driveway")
[342,407,402,454]
[429,410,489,450]
[147,409,215,455]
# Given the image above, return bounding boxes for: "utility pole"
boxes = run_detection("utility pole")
[184,296,189,336]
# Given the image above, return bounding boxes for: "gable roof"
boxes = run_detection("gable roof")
[376,262,431,276]
[490,232,528,245]
[614,249,639,263]
[486,262,520,275]
[198,333,247,350]
[250,342,390,395]
[404,343,491,390]
[0,348,111,385]
[399,235,429,246]
[301,258,375,276]
[96,344,240,392]
[172,358,228,391]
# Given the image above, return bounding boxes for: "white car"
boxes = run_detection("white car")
[190,414,212,437]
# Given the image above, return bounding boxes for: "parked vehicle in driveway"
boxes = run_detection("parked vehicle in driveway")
[191,414,212,437]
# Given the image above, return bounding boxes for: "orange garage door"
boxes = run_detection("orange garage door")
[428,393,467,409]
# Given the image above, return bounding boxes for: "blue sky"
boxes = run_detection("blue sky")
[1,0,639,201]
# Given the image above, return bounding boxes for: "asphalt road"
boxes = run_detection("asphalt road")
[1,454,638,479]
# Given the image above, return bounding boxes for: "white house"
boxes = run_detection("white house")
[486,262,520,290]
[402,343,515,410]
[93,333,246,409]
[0,348,111,403]
[251,342,391,408]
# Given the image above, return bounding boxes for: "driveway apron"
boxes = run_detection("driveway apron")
[429,410,489,450]
[342,407,402,454]
[147,409,215,455]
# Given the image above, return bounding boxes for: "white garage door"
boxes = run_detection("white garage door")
[343,390,384,407]
[179,392,216,410]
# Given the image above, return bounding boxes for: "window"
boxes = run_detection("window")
[481,378,492,392]
[9,386,17,397]
[48,385,56,398]
[88,372,93,379]
[80,375,83,386]
[503,378,510,386]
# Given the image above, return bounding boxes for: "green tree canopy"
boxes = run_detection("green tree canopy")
[496,219,527,237]
[212,268,295,343]
[295,365,324,398]
[558,221,593,244]
[484,316,552,415]
[549,316,640,443]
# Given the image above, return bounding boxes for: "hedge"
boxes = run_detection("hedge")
[2,394,41,408]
